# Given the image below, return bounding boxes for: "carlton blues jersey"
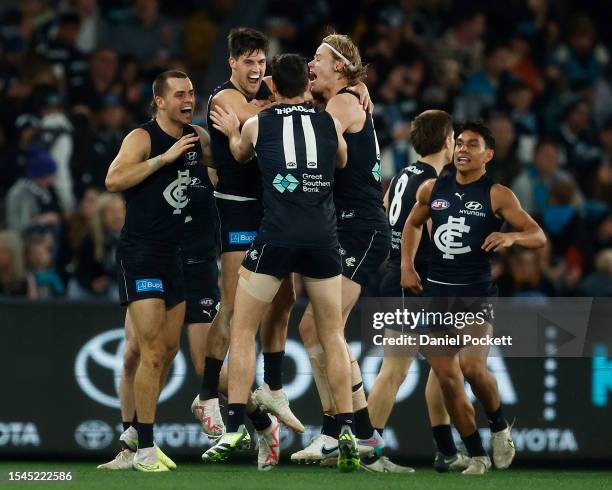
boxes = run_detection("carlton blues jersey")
[206,80,272,198]
[428,173,503,284]
[333,88,387,231]
[255,103,338,248]
[183,163,217,260]
[387,161,437,270]
[119,120,201,256]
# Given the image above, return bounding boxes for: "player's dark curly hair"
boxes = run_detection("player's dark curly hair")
[228,27,269,59]
[456,120,496,150]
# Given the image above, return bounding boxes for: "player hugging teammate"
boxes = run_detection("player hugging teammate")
[98,26,547,477]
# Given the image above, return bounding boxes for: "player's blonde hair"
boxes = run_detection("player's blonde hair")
[321,34,367,85]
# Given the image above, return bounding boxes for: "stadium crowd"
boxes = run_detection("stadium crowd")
[0,0,611,300]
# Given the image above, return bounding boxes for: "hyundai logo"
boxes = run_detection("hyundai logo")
[465,201,483,211]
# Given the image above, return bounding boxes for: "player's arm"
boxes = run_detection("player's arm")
[211,89,269,125]
[345,81,373,113]
[326,93,362,133]
[400,179,435,294]
[332,116,348,169]
[383,177,394,213]
[191,124,216,168]
[208,167,218,187]
[105,128,199,193]
[209,105,257,162]
[484,184,547,252]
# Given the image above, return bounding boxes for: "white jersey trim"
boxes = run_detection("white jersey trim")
[213,191,258,202]
[426,278,471,286]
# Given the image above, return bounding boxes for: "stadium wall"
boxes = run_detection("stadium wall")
[1,300,611,462]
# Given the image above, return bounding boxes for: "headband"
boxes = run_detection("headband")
[321,42,354,69]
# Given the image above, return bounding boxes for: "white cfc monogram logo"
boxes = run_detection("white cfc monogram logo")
[433,216,471,259]
[163,170,190,214]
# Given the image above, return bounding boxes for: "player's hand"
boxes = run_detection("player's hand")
[347,81,374,114]
[210,106,240,137]
[401,265,422,294]
[161,134,199,164]
[482,232,516,252]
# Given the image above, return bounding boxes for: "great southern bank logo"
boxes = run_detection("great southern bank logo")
[273,174,299,193]
[75,329,186,408]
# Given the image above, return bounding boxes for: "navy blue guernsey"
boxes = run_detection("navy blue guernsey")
[206,80,272,199]
[333,88,387,231]
[428,173,503,284]
[183,163,217,260]
[388,161,438,270]
[255,103,338,248]
[119,119,200,256]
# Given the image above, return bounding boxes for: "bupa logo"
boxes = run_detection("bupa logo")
[136,278,164,292]
[74,329,186,408]
[229,231,257,245]
[465,201,483,211]
[74,420,114,450]
[431,199,450,210]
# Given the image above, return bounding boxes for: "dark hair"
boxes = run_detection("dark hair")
[150,70,189,115]
[228,27,269,59]
[271,54,309,98]
[456,120,496,150]
[410,110,454,157]
[534,137,559,154]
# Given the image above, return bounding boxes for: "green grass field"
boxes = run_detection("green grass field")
[1,462,610,490]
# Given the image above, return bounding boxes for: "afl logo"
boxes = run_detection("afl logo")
[431,199,450,210]
[465,201,483,211]
[200,298,215,307]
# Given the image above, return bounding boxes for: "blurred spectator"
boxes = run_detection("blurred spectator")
[504,80,539,137]
[5,147,61,232]
[498,247,556,297]
[35,11,88,87]
[577,249,612,297]
[36,86,75,212]
[455,41,515,120]
[0,113,40,196]
[547,14,609,87]
[66,186,100,251]
[67,192,124,300]
[73,0,109,54]
[432,8,486,82]
[555,97,602,194]
[24,231,64,298]
[69,47,120,112]
[0,229,35,297]
[511,139,582,216]
[184,0,235,72]
[106,0,181,68]
[486,112,521,185]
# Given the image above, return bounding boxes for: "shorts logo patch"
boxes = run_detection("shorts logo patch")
[431,199,450,210]
[345,257,356,267]
[200,298,215,307]
[229,231,257,245]
[339,247,346,256]
[249,249,259,261]
[135,278,164,292]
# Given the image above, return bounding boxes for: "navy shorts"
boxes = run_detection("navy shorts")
[183,256,220,324]
[242,240,342,279]
[117,253,185,308]
[215,197,262,253]
[338,227,390,286]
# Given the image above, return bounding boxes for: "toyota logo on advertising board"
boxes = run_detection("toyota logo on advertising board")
[74,329,186,408]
